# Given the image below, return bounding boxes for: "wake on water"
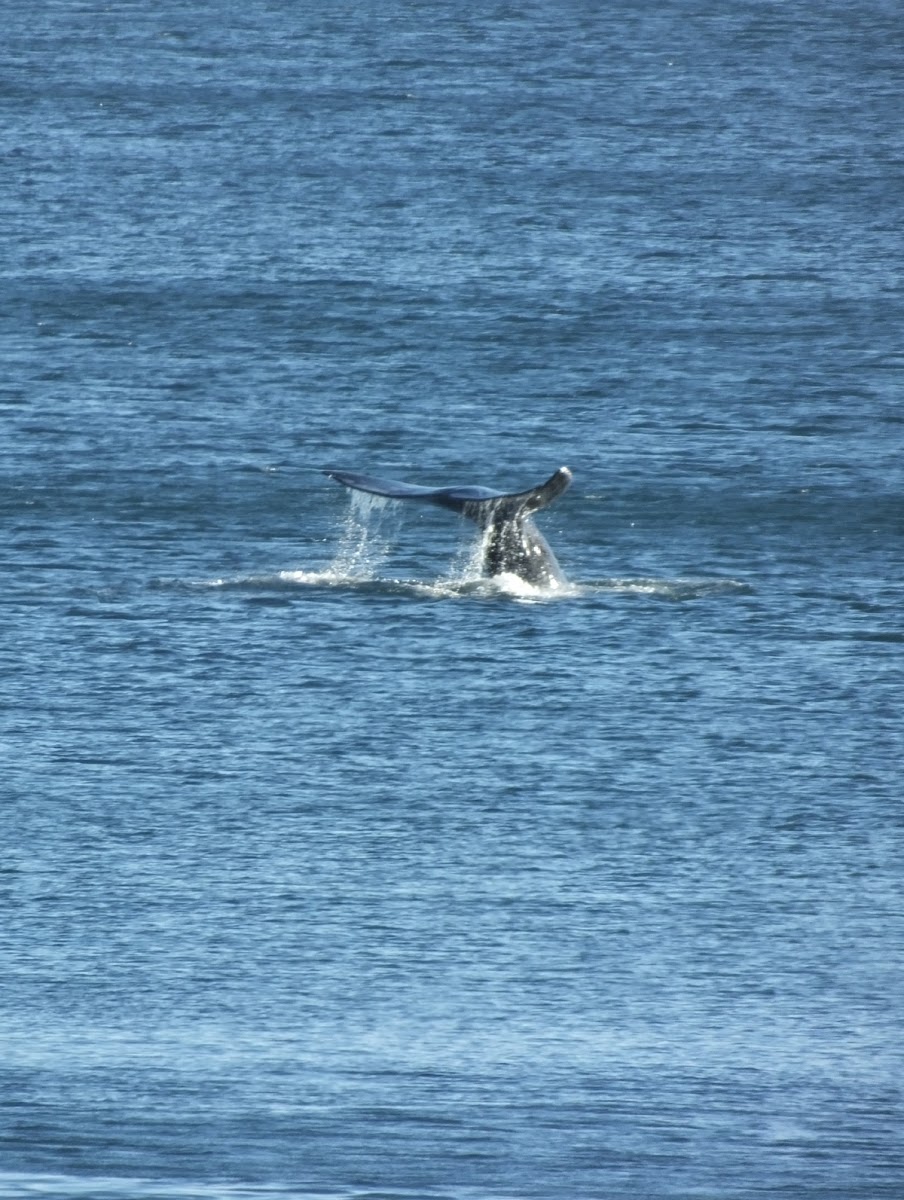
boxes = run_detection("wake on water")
[189,491,750,603]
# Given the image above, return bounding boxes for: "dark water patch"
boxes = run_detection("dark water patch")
[803,629,904,645]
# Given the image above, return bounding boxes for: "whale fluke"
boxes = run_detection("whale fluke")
[324,466,572,587]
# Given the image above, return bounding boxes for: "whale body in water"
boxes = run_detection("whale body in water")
[324,466,572,587]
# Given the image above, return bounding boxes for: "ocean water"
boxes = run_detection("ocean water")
[2,2,903,1198]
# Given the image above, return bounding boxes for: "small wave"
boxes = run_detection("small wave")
[0,1169,344,1199]
[583,576,753,600]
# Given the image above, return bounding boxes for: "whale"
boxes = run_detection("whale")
[324,466,572,587]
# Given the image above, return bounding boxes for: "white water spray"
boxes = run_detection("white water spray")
[326,491,400,580]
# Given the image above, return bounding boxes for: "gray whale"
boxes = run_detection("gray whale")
[324,466,572,587]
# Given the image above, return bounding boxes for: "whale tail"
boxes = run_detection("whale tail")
[324,466,572,587]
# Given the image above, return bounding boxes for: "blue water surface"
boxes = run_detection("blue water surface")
[2,2,903,1198]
